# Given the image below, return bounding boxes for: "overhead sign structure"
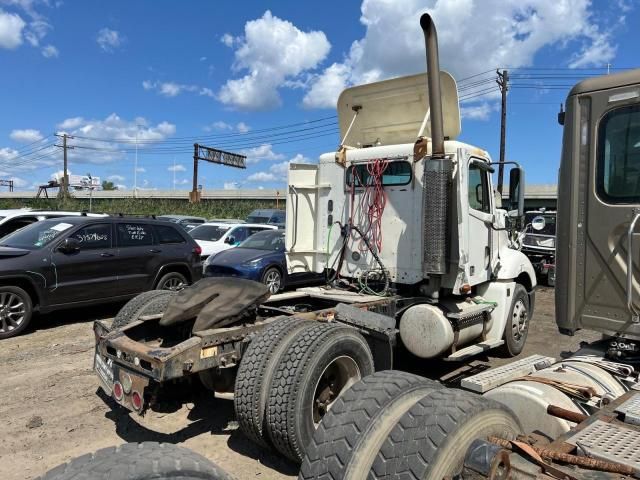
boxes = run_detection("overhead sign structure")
[191,143,247,202]
[68,175,101,189]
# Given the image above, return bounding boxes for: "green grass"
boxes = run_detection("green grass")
[0,197,284,219]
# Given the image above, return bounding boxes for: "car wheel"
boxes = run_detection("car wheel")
[262,267,282,294]
[156,271,188,291]
[0,286,33,339]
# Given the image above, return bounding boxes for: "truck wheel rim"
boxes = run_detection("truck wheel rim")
[162,277,185,291]
[511,300,528,342]
[265,270,281,294]
[312,356,361,426]
[0,292,26,333]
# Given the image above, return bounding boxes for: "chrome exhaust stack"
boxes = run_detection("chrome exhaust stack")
[420,13,452,277]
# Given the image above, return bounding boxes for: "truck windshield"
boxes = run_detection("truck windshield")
[0,221,73,249]
[189,225,230,242]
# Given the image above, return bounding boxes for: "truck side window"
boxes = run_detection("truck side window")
[597,104,640,203]
[468,163,490,213]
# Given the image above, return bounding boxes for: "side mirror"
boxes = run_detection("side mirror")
[508,167,525,218]
[59,237,81,254]
[224,235,235,245]
[531,216,546,231]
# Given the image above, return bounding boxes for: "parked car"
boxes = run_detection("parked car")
[208,218,245,224]
[0,216,202,339]
[189,222,277,261]
[0,208,107,238]
[203,229,323,294]
[156,215,207,232]
[245,208,286,227]
[522,210,556,286]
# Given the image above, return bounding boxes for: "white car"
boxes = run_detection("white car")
[189,222,278,261]
[0,209,108,238]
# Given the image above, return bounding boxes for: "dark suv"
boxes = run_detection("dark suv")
[0,216,202,339]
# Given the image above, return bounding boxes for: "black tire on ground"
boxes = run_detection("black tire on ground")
[36,441,235,480]
[234,317,314,448]
[369,389,521,480]
[501,283,530,357]
[112,290,175,329]
[262,267,283,294]
[156,271,188,291]
[299,370,442,480]
[0,285,33,339]
[267,322,375,462]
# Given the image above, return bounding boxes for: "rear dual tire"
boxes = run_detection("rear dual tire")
[300,371,521,480]
[234,320,375,463]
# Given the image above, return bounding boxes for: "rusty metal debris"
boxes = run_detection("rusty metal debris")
[488,436,638,477]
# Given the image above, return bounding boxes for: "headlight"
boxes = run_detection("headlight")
[244,258,262,267]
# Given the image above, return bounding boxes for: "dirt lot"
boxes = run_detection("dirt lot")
[0,287,599,480]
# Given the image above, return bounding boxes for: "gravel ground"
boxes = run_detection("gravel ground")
[0,287,599,480]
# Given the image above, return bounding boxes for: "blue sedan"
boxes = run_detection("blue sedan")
[203,230,321,293]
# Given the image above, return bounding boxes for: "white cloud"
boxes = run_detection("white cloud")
[174,178,189,185]
[223,181,239,190]
[57,116,84,130]
[460,103,494,121]
[107,174,125,182]
[115,183,127,190]
[239,143,285,164]
[303,0,622,109]
[97,27,124,52]
[135,166,146,173]
[41,43,57,57]
[0,8,25,49]
[24,18,49,46]
[248,153,312,183]
[0,146,19,161]
[167,164,186,172]
[204,120,251,133]
[9,128,43,143]
[247,171,276,182]
[8,176,27,187]
[54,113,176,165]
[218,10,331,110]
[143,80,215,99]
[236,122,250,133]
[220,33,238,47]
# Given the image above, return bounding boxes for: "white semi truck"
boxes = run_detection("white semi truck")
[297,13,640,480]
[95,14,537,464]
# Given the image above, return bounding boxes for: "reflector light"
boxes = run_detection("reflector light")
[131,391,143,411]
[120,373,132,394]
[113,382,123,401]
[193,245,202,255]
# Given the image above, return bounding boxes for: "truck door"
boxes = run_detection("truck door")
[466,158,492,286]
[581,100,640,334]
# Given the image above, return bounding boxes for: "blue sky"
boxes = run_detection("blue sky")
[0,0,638,192]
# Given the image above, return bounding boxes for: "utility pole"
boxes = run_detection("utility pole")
[191,143,200,203]
[496,69,509,195]
[55,133,74,198]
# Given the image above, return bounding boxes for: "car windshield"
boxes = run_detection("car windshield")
[0,220,74,249]
[189,225,230,241]
[239,230,285,251]
[246,215,271,224]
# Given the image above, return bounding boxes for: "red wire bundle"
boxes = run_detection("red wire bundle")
[352,158,388,254]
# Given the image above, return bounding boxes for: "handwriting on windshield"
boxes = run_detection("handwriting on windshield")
[124,224,147,241]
